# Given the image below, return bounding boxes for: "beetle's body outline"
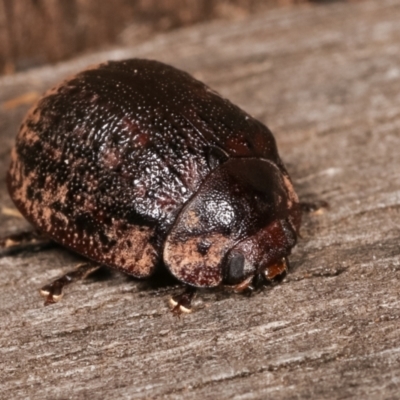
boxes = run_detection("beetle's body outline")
[7,59,301,295]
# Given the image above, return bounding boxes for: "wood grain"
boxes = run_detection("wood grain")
[0,1,399,399]
[0,0,321,75]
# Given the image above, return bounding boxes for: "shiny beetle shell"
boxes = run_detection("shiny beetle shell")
[8,59,301,288]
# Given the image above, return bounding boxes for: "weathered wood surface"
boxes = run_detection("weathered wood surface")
[0,0,314,75]
[1,1,399,398]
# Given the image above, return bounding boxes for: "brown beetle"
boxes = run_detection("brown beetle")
[6,59,301,311]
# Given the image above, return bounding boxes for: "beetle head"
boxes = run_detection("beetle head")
[163,158,300,287]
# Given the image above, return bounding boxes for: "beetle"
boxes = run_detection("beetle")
[6,59,301,312]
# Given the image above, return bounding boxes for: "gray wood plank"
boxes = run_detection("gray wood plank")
[0,1,399,399]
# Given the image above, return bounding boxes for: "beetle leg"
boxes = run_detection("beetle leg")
[40,262,101,306]
[0,230,54,257]
[169,286,196,314]
[263,257,288,282]
[232,276,254,293]
[300,200,329,215]
[221,276,256,297]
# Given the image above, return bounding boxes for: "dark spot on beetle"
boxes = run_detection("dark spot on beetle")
[16,141,43,174]
[197,239,211,255]
[50,200,72,216]
[34,190,43,202]
[124,209,151,226]
[114,164,123,174]
[97,230,117,249]
[26,185,35,201]
[103,215,113,226]
[35,171,47,190]
[116,221,128,232]
[50,200,62,212]
[75,213,97,236]
[98,230,111,247]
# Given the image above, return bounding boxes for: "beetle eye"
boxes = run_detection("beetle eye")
[225,252,245,284]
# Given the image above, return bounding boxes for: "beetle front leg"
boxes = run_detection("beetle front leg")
[300,200,329,214]
[263,257,288,282]
[169,286,196,314]
[227,257,289,296]
[40,262,101,306]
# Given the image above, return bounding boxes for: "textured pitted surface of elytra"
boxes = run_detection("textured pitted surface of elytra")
[7,59,296,279]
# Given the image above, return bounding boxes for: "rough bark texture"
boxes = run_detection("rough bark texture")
[0,1,399,399]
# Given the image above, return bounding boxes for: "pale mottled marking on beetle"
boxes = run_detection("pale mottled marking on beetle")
[9,137,158,277]
[184,210,201,229]
[164,233,234,287]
